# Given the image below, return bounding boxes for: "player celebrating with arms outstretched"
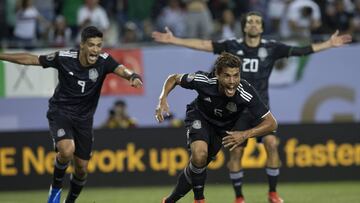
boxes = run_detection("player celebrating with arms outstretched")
[0,26,142,203]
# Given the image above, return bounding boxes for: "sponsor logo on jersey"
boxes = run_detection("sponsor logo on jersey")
[203,97,212,102]
[57,129,65,137]
[237,50,244,56]
[68,71,74,76]
[192,120,202,129]
[226,102,237,113]
[258,47,268,61]
[89,68,99,82]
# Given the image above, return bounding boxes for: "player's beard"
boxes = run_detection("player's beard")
[247,31,260,38]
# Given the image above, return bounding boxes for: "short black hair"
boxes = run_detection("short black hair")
[240,11,264,35]
[81,26,103,43]
[115,100,126,107]
[214,52,242,75]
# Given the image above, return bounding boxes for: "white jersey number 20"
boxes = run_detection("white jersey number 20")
[242,58,259,72]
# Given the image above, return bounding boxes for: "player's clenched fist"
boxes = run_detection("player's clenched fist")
[155,99,170,123]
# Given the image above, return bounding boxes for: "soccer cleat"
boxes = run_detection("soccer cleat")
[47,185,62,203]
[234,196,245,203]
[268,192,284,203]
[194,199,205,203]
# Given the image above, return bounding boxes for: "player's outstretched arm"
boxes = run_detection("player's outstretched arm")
[152,27,214,52]
[0,53,40,66]
[155,74,182,123]
[222,112,278,151]
[114,65,143,88]
[312,30,352,52]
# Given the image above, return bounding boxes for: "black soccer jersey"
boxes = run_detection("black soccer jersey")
[212,38,293,105]
[180,71,269,128]
[39,50,120,119]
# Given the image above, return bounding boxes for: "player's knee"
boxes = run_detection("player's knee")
[56,140,75,160]
[264,137,278,151]
[191,149,208,167]
[58,147,75,160]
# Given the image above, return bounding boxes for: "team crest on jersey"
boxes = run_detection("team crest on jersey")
[192,120,202,129]
[57,128,65,137]
[187,73,196,82]
[258,47,268,61]
[46,53,56,61]
[236,50,244,56]
[226,102,237,113]
[89,68,99,82]
[203,97,212,102]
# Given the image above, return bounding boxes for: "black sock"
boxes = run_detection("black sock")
[65,174,86,203]
[165,167,192,203]
[189,162,207,200]
[229,170,244,197]
[52,158,69,189]
[266,168,279,192]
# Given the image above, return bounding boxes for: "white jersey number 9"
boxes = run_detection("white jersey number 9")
[77,80,86,93]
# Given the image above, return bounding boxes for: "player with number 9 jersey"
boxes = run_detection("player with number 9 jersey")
[39,50,119,119]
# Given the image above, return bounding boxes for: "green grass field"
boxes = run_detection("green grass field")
[0,182,359,203]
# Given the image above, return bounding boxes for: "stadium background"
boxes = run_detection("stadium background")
[0,0,359,202]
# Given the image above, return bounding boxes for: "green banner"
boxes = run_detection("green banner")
[0,60,4,97]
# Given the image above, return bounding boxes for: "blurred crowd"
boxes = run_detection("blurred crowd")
[101,99,184,129]
[0,0,359,49]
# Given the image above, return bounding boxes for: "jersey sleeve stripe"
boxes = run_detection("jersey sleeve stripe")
[194,74,217,83]
[261,110,270,118]
[194,78,217,83]
[59,51,77,58]
[237,86,253,99]
[59,53,77,56]
[195,74,210,80]
[237,87,253,101]
[240,94,251,102]
[194,75,208,80]
[195,74,217,80]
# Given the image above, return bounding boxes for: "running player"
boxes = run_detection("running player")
[156,52,277,203]
[152,11,352,203]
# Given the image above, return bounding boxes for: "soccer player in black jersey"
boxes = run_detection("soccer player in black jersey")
[0,26,142,203]
[156,52,277,203]
[153,12,352,203]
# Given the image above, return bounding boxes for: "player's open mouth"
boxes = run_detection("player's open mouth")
[224,87,236,96]
[88,54,98,62]
[249,26,259,31]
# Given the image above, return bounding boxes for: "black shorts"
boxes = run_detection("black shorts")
[47,109,94,160]
[185,106,229,164]
[233,109,277,146]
